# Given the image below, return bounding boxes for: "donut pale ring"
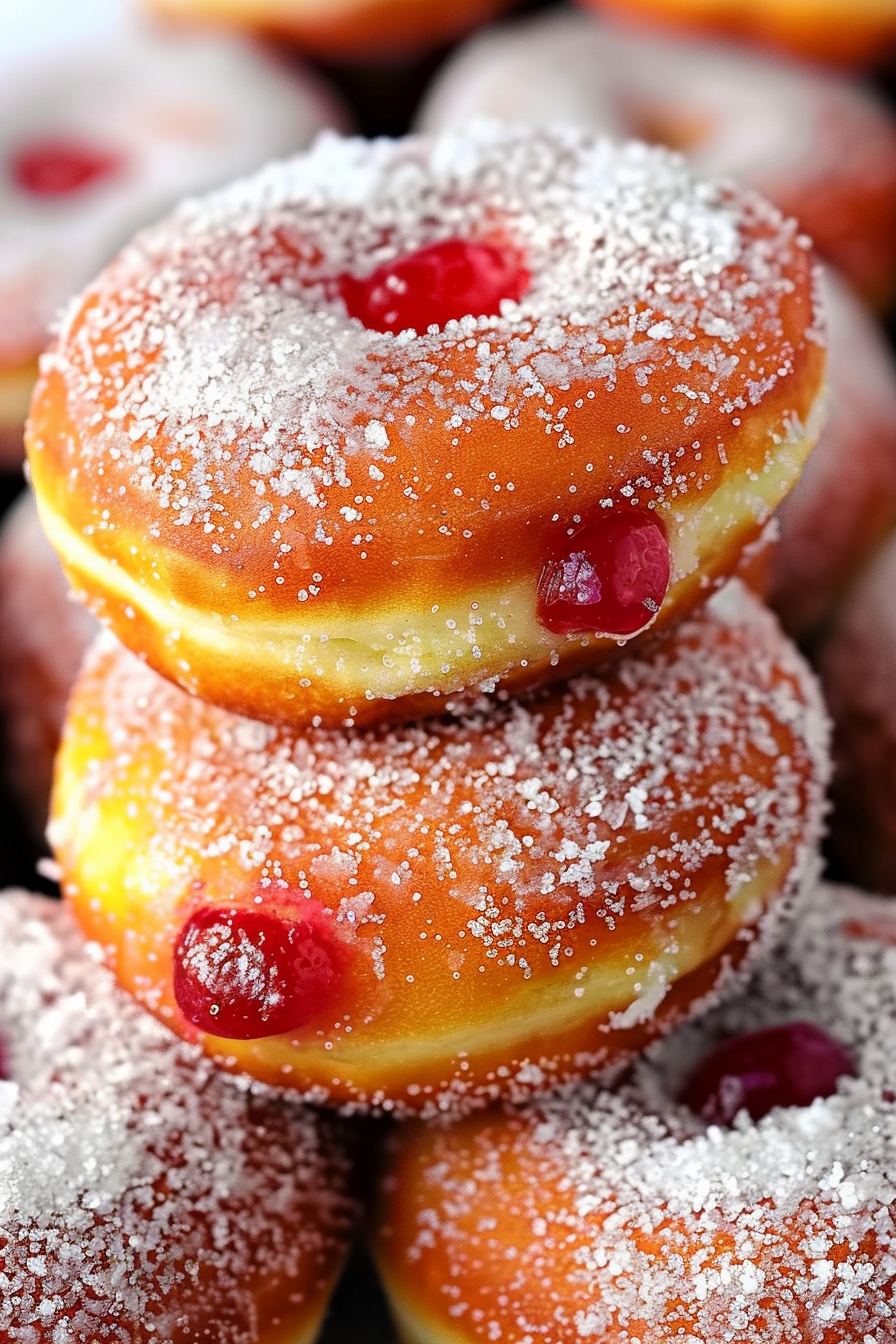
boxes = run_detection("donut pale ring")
[579,0,896,66]
[416,10,896,306]
[376,882,896,1344]
[0,5,347,467]
[818,529,896,892]
[771,269,896,636]
[0,490,98,834]
[148,0,518,61]
[50,582,829,1115]
[27,125,826,729]
[0,891,359,1344]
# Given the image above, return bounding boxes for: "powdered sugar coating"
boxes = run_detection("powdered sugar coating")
[28,121,825,725]
[51,582,829,1114]
[416,9,896,302]
[0,892,358,1342]
[379,883,896,1342]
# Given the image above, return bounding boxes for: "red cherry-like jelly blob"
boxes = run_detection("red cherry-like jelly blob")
[537,508,671,637]
[174,906,338,1040]
[10,138,122,196]
[339,238,529,334]
[681,1022,857,1127]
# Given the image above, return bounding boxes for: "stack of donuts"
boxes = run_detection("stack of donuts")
[3,0,896,1327]
[11,103,883,1338]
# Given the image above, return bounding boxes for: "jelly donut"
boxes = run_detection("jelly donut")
[0,6,347,470]
[578,0,896,67]
[28,124,826,729]
[0,490,98,835]
[376,880,896,1344]
[417,10,896,306]
[771,268,896,636]
[0,890,359,1342]
[49,581,829,1115]
[147,0,517,62]
[817,528,896,892]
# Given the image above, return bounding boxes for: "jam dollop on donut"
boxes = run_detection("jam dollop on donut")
[681,1021,856,1124]
[28,125,826,729]
[0,892,358,1342]
[50,583,829,1114]
[174,904,341,1038]
[537,507,671,636]
[10,138,123,196]
[338,238,530,334]
[376,883,896,1343]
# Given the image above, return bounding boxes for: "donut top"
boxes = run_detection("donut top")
[32,121,822,616]
[0,892,356,1340]
[0,19,345,366]
[409,883,896,1333]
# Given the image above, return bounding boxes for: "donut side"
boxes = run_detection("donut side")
[50,582,829,1114]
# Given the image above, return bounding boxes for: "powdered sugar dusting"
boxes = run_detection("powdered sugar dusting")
[43,121,808,536]
[0,892,357,1340]
[393,883,896,1339]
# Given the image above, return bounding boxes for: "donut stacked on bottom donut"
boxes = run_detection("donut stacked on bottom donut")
[50,582,828,1114]
[0,891,359,1343]
[27,124,826,728]
[376,881,896,1343]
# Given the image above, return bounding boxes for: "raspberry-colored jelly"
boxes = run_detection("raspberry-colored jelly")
[681,1021,857,1126]
[10,139,122,196]
[339,238,529,334]
[174,906,338,1040]
[537,508,671,637]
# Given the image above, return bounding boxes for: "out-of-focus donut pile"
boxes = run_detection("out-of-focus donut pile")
[3,0,896,1340]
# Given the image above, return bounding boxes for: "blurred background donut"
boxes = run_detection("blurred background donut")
[0,0,349,469]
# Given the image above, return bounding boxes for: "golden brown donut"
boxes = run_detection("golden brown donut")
[375,882,895,1344]
[27,125,826,728]
[50,582,828,1115]
[0,890,359,1343]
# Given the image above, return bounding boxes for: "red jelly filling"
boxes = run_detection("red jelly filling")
[10,139,122,196]
[681,1022,857,1126]
[174,906,338,1040]
[339,238,529,334]
[537,508,671,637]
